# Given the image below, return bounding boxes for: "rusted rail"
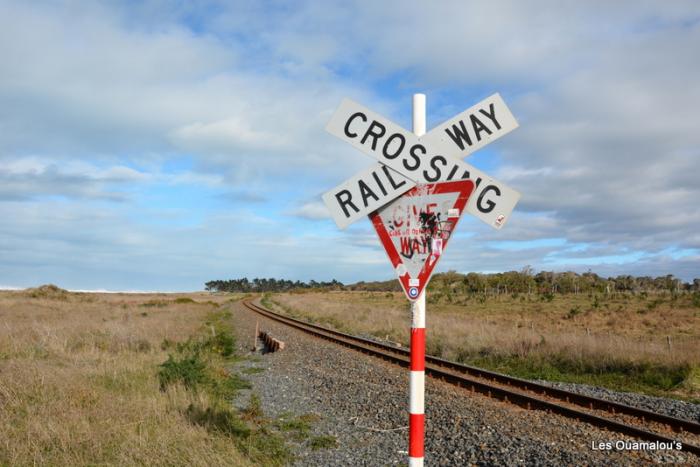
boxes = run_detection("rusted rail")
[240,298,700,456]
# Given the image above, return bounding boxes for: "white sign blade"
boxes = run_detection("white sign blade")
[322,165,415,229]
[324,158,519,230]
[423,93,519,159]
[324,96,521,229]
[326,99,454,184]
[459,161,520,229]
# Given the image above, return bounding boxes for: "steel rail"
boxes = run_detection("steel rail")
[241,298,700,456]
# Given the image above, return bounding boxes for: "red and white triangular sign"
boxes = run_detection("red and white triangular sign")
[370,179,475,301]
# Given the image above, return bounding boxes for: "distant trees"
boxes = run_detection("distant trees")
[205,271,699,295]
[424,270,697,296]
[204,278,344,293]
[345,279,402,292]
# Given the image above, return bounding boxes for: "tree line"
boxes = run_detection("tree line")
[206,269,699,295]
[205,277,344,293]
[421,269,700,296]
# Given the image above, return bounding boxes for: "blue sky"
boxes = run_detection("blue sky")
[1,0,699,291]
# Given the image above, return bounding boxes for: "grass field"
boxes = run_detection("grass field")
[265,290,700,402]
[0,286,291,466]
[2,284,695,465]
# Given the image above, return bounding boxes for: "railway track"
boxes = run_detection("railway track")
[241,298,700,457]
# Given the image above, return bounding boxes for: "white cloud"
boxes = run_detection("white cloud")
[0,1,375,181]
[171,118,291,152]
[190,1,700,260]
[288,201,330,220]
[0,157,149,201]
[1,0,699,289]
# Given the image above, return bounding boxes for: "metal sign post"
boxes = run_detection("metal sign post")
[409,93,427,467]
[410,290,426,465]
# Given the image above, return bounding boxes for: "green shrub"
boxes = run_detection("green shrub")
[174,297,196,304]
[209,371,251,400]
[243,429,292,466]
[691,293,700,308]
[27,284,69,299]
[275,412,320,441]
[206,331,235,357]
[160,338,173,350]
[309,435,337,450]
[460,352,691,396]
[158,353,207,390]
[276,417,310,440]
[186,403,251,438]
[157,308,293,465]
[261,293,274,308]
[173,329,235,358]
[566,306,581,319]
[242,394,264,420]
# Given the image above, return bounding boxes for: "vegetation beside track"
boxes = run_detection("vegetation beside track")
[158,308,294,466]
[263,288,700,402]
[0,287,293,466]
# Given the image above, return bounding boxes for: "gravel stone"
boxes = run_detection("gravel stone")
[533,380,700,423]
[229,301,699,466]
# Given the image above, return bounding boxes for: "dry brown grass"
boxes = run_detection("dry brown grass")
[0,288,250,466]
[268,290,700,399]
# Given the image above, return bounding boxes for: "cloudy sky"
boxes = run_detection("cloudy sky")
[1,0,698,291]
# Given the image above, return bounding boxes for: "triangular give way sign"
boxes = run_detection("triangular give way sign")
[369,179,475,301]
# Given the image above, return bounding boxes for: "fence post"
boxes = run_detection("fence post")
[254,320,259,351]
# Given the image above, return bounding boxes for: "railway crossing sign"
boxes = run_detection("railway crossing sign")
[320,93,521,467]
[370,179,475,301]
[323,94,520,230]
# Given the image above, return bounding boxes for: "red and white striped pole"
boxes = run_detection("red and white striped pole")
[409,93,427,467]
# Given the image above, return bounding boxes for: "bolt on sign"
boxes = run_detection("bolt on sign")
[370,180,475,300]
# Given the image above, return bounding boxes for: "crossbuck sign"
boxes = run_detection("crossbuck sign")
[323,93,520,230]
[321,93,520,467]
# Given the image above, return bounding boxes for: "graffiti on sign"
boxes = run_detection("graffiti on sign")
[370,180,474,301]
[384,184,456,262]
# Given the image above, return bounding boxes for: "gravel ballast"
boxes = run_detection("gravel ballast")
[229,300,698,466]
[534,380,700,423]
